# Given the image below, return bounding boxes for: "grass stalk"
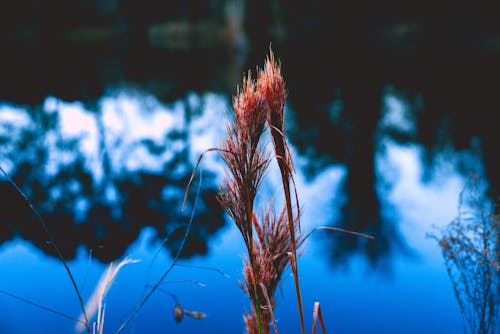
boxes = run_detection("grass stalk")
[260,48,305,334]
[76,257,139,333]
[0,288,85,324]
[281,173,305,334]
[312,302,327,334]
[115,168,204,333]
[0,165,91,334]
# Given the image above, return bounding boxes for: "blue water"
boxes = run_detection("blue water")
[0,89,483,333]
[0,226,463,334]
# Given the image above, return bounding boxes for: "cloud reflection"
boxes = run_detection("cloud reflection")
[0,90,227,262]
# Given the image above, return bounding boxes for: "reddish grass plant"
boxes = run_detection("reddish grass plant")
[240,205,300,334]
[184,49,373,333]
[217,49,305,334]
[260,50,306,334]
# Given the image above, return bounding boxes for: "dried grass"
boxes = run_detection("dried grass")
[312,302,326,334]
[76,257,140,334]
[216,48,307,334]
[432,176,500,334]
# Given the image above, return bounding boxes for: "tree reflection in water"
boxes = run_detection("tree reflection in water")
[433,177,500,334]
[0,92,226,263]
[287,83,413,269]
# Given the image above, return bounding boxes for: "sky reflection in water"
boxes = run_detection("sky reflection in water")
[0,88,481,333]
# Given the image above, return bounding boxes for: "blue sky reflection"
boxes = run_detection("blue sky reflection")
[0,89,484,333]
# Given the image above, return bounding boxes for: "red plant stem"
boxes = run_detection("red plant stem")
[244,176,263,334]
[281,173,305,334]
[312,302,327,334]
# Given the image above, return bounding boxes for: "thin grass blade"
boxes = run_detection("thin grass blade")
[312,302,327,334]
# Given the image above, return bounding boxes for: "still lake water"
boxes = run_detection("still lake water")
[0,44,497,333]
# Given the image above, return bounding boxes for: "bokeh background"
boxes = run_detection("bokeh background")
[1,2,499,333]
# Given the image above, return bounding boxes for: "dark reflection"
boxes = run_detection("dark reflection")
[0,41,243,106]
[333,82,408,267]
[433,178,500,334]
[2,2,500,270]
[287,75,409,268]
[0,94,225,263]
[277,24,500,268]
[411,59,500,198]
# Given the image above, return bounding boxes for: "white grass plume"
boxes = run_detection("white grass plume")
[76,257,140,333]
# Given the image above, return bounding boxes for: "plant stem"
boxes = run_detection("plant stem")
[281,173,305,334]
[0,166,91,334]
[244,179,263,334]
